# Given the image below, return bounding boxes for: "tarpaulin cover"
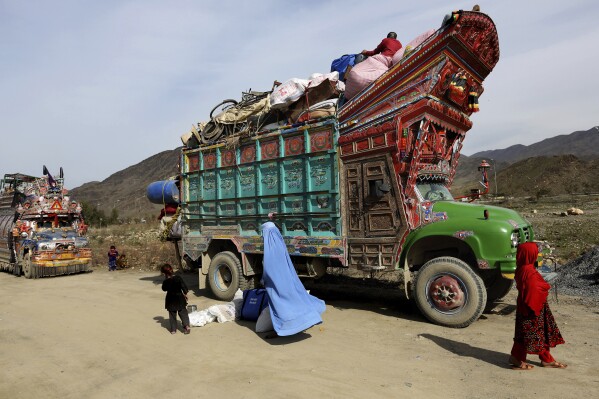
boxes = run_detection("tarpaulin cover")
[330,54,357,81]
[213,96,271,125]
[261,221,325,336]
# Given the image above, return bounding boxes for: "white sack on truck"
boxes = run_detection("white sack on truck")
[344,54,392,100]
[270,78,310,109]
[270,72,344,111]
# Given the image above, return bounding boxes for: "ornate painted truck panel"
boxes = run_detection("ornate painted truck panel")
[0,169,92,278]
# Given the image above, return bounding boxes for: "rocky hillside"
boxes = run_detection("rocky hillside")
[471,126,599,164]
[453,154,599,198]
[70,148,180,219]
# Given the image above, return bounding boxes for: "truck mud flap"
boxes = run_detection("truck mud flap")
[30,263,92,278]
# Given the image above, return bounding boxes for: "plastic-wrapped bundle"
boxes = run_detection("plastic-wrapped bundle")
[344,54,392,100]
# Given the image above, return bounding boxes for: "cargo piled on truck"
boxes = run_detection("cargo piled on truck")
[0,166,92,278]
[151,10,539,327]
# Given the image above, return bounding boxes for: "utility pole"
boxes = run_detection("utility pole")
[491,158,498,197]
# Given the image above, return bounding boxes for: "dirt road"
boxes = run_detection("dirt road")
[1,268,597,399]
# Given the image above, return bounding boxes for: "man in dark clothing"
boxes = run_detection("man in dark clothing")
[361,32,403,58]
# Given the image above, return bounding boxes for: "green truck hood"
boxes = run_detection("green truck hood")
[433,201,530,228]
[404,201,533,273]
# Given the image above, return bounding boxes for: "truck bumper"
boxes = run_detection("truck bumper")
[496,259,517,279]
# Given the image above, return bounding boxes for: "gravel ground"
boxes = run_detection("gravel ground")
[554,246,599,301]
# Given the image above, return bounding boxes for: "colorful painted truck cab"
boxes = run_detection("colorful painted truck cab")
[166,11,533,327]
[0,168,92,278]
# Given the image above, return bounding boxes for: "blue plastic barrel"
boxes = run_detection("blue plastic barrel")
[146,180,180,205]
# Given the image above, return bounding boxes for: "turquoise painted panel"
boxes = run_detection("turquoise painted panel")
[202,202,216,217]
[259,198,279,216]
[310,218,338,237]
[238,199,257,217]
[238,165,256,197]
[240,219,260,236]
[218,168,236,199]
[307,193,335,214]
[187,178,200,203]
[283,218,308,236]
[218,201,236,217]
[282,195,305,216]
[202,171,216,201]
[282,158,305,194]
[186,203,201,220]
[308,154,334,192]
[258,162,279,196]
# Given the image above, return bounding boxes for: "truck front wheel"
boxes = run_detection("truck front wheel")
[412,257,486,328]
[208,251,250,301]
[22,253,33,279]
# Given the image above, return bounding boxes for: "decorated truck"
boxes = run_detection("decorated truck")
[0,167,92,278]
[157,11,535,327]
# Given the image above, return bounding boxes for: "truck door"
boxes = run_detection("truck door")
[344,156,407,270]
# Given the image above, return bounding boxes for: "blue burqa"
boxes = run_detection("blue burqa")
[262,222,326,336]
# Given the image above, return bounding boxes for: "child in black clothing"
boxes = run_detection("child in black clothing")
[160,264,190,334]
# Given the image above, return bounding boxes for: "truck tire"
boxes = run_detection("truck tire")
[22,253,33,279]
[208,251,249,301]
[412,257,486,328]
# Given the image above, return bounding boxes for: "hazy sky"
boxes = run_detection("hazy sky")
[2,0,598,188]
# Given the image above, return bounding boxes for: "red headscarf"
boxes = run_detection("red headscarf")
[515,242,550,316]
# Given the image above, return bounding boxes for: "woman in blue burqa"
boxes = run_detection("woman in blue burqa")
[262,221,326,336]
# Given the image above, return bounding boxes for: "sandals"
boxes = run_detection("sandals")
[509,356,534,370]
[541,361,567,369]
[184,326,191,335]
[170,330,176,335]
[510,362,534,370]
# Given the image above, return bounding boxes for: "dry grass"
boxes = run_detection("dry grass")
[87,221,179,271]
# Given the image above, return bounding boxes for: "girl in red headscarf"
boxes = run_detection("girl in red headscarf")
[509,242,567,370]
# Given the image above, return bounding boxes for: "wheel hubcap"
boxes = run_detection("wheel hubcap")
[427,274,465,311]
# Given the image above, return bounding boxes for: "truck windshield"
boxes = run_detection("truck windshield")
[416,183,454,202]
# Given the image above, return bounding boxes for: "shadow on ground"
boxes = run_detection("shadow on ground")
[420,333,508,368]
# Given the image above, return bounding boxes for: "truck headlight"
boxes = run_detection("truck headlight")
[511,231,520,247]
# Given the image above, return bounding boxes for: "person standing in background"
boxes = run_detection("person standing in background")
[107,245,118,271]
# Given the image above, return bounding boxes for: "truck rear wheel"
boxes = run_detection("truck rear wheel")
[22,253,33,279]
[208,251,250,301]
[412,257,486,328]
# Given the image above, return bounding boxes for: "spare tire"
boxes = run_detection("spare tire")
[200,121,224,144]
